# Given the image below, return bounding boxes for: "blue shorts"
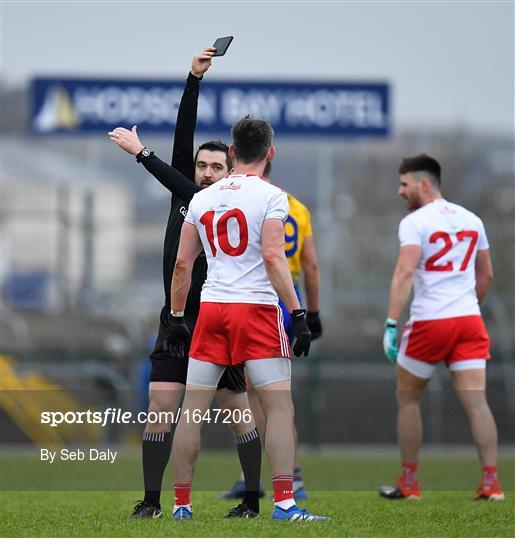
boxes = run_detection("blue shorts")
[278,285,302,343]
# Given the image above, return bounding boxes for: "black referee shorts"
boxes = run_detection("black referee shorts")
[150,306,246,393]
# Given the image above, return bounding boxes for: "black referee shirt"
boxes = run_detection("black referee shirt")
[140,73,207,318]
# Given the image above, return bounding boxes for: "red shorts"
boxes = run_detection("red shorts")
[399,315,490,365]
[189,302,290,366]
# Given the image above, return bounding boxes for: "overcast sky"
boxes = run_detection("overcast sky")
[2,1,514,135]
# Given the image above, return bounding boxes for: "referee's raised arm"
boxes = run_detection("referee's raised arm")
[171,48,216,179]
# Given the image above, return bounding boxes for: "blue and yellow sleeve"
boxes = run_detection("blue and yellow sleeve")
[285,193,313,282]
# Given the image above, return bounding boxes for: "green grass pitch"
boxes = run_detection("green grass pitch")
[1,452,513,537]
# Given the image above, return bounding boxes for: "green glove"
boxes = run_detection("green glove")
[383,318,398,364]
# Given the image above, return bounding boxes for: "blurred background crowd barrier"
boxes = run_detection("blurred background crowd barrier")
[2,119,513,447]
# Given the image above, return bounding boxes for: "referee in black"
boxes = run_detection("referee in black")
[109,48,261,519]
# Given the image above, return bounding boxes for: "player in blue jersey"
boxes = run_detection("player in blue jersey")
[221,162,323,500]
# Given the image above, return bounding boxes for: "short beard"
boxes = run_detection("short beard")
[408,193,422,211]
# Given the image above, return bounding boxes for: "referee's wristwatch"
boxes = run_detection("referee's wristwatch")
[136,147,153,163]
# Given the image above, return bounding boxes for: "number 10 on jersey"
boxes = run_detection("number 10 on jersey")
[200,209,249,257]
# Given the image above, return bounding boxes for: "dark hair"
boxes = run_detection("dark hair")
[194,140,232,169]
[398,154,441,187]
[231,115,274,164]
[263,161,272,178]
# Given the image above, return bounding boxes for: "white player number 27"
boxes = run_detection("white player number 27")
[425,230,478,272]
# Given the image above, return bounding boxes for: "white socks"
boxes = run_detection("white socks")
[275,498,296,510]
[173,504,192,513]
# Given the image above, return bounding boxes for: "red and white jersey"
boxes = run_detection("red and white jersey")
[185,173,288,305]
[398,199,489,321]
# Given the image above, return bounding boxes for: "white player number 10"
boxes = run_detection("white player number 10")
[200,209,249,257]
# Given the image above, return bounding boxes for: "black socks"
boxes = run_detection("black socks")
[142,431,172,508]
[236,427,262,513]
